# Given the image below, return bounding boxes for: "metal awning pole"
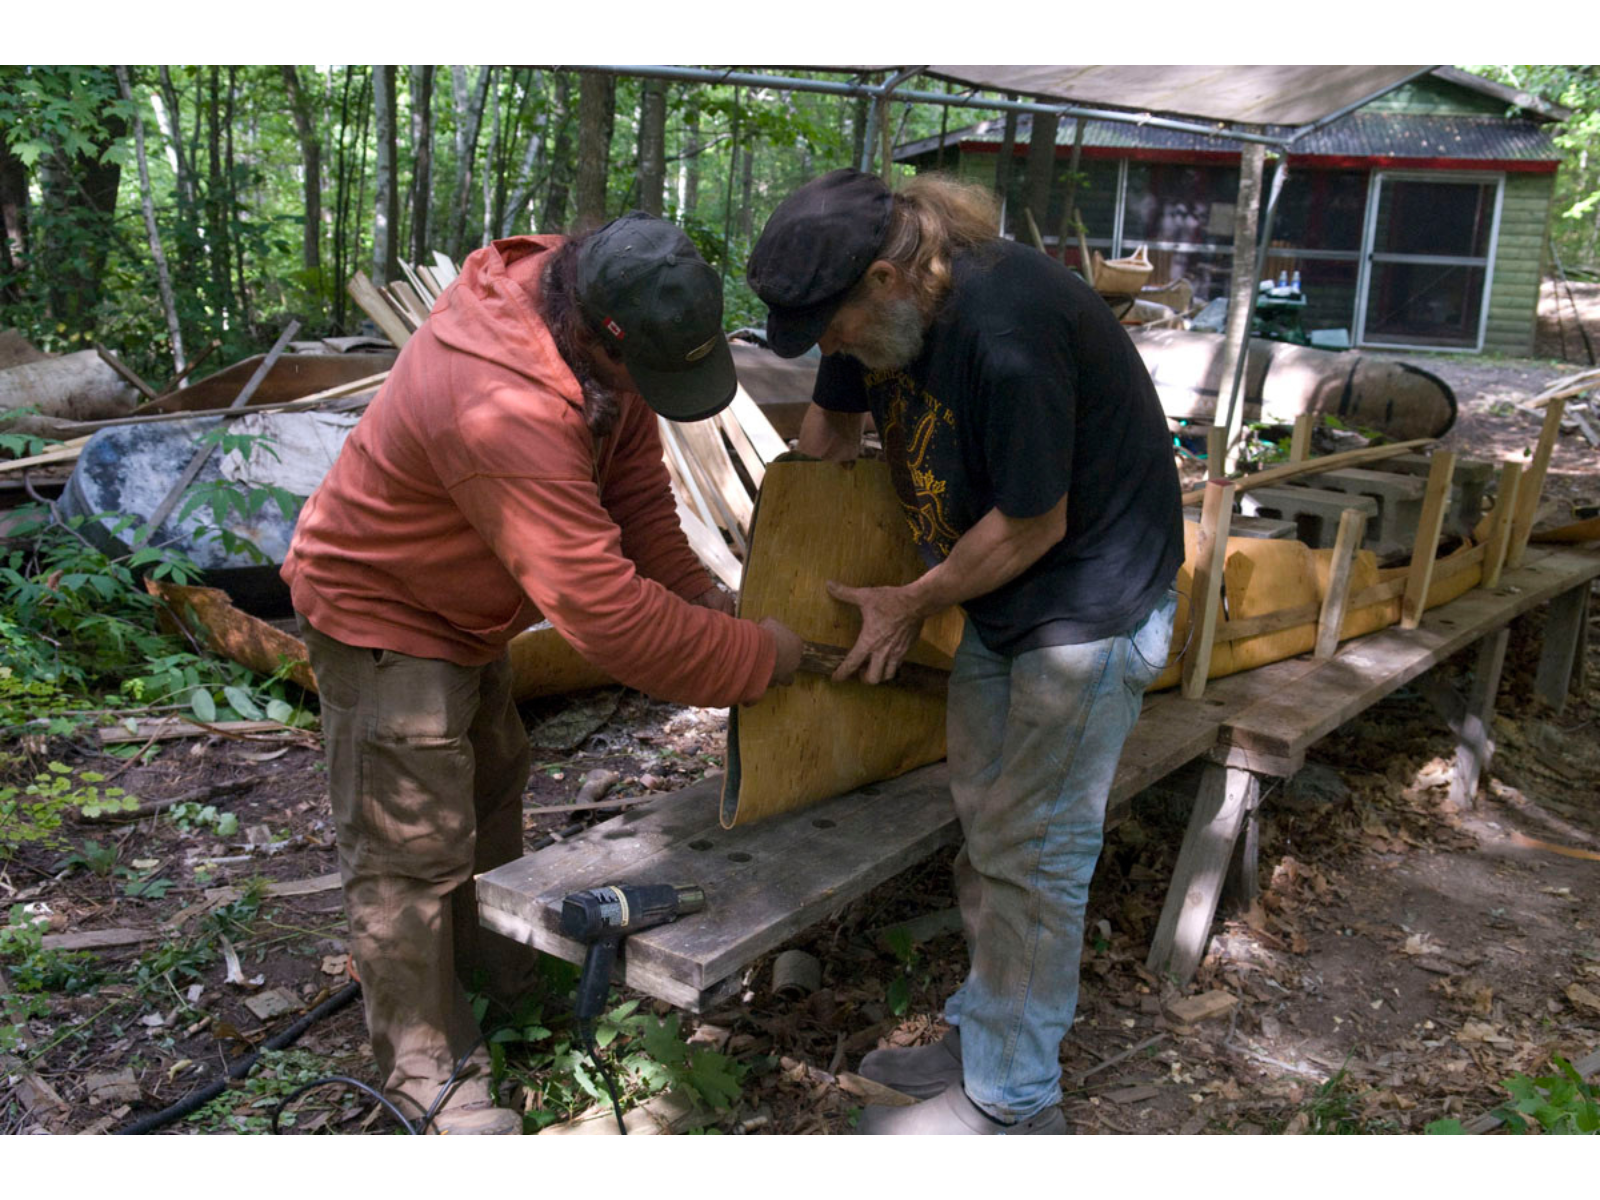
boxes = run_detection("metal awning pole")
[860,67,925,174]
[573,66,1296,148]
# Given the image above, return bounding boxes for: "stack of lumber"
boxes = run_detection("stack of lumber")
[344,253,460,348]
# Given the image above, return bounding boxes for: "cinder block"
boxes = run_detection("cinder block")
[1240,487,1378,550]
[1369,453,1493,539]
[1288,467,1426,560]
[1183,510,1298,540]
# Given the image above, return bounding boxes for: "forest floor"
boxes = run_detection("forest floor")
[1,351,1597,1137]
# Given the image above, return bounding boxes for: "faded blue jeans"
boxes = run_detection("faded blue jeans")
[942,589,1176,1123]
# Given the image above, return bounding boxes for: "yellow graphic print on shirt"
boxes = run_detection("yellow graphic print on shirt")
[870,368,962,561]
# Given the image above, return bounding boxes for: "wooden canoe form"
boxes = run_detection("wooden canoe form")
[1130,328,1457,440]
[720,461,964,828]
[138,352,396,416]
[149,580,614,703]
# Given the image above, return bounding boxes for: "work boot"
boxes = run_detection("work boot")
[855,1086,1068,1135]
[858,1028,963,1100]
[428,1101,523,1135]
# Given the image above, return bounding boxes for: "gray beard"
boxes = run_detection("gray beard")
[847,294,926,372]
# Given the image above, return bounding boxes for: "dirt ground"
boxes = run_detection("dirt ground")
[2,353,1597,1137]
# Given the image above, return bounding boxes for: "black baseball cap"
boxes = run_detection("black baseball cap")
[747,169,894,358]
[577,212,736,421]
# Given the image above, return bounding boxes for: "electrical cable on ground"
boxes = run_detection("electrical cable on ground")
[113,817,604,1135]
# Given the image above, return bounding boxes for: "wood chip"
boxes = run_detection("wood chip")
[244,988,302,1021]
[1103,1084,1162,1105]
[40,927,157,952]
[1165,990,1239,1025]
[835,1072,919,1107]
[86,1069,141,1105]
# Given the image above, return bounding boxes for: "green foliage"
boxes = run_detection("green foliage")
[185,1048,344,1133]
[0,761,139,856]
[1293,1067,1396,1135]
[883,924,920,1018]
[52,837,118,877]
[0,905,102,995]
[1427,1055,1600,1135]
[169,801,239,838]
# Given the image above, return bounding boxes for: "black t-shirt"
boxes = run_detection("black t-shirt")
[813,238,1183,655]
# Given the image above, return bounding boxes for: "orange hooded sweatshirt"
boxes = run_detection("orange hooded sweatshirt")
[281,235,776,707]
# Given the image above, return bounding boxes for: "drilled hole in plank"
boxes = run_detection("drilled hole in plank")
[726,851,752,863]
[811,818,836,830]
[688,839,713,851]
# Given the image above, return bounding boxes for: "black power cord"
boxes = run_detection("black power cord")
[580,1023,628,1135]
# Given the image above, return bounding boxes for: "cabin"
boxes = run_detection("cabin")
[894,68,1570,355]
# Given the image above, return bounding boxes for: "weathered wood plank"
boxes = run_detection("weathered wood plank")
[1182,479,1234,699]
[1508,397,1566,567]
[1481,461,1522,590]
[1401,451,1456,630]
[1534,583,1590,714]
[1146,762,1259,983]
[1315,508,1368,659]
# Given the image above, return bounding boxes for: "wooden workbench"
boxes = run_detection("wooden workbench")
[477,545,1599,1008]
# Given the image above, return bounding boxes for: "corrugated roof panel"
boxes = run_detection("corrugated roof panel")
[898,111,1561,163]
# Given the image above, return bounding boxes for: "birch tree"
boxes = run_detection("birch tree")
[372,65,398,283]
[447,65,491,260]
[115,66,184,373]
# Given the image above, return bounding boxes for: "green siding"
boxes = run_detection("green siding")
[1484,172,1553,355]
[1364,75,1511,119]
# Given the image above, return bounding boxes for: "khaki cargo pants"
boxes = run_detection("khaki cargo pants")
[299,618,536,1120]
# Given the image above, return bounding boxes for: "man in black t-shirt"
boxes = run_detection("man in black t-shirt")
[749,169,1183,1135]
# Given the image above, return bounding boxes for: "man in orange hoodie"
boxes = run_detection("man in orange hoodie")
[283,213,801,1134]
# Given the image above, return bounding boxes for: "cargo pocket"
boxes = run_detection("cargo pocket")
[353,734,476,880]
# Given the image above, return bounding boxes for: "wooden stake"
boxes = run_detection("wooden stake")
[1507,395,1566,569]
[1181,437,1432,505]
[1182,479,1235,699]
[1400,450,1456,630]
[1206,425,1226,481]
[1288,412,1314,463]
[94,343,159,400]
[1480,460,1522,590]
[1314,507,1367,659]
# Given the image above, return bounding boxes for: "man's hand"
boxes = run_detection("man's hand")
[758,618,805,687]
[825,580,926,685]
[690,585,736,615]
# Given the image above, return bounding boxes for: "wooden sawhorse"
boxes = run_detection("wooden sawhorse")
[1144,546,1600,983]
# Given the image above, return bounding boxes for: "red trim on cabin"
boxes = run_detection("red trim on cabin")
[955,141,1559,173]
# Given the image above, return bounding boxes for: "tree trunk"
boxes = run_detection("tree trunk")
[1058,116,1087,260]
[115,66,185,375]
[280,66,322,281]
[408,65,435,263]
[0,102,27,304]
[36,71,126,336]
[635,77,667,218]
[501,70,547,238]
[575,71,615,227]
[1023,110,1059,251]
[332,66,355,330]
[481,66,499,249]
[204,66,235,330]
[682,98,701,222]
[372,65,399,284]
[994,99,1017,233]
[850,92,869,170]
[1220,138,1267,472]
[448,65,492,260]
[540,74,574,234]
[739,132,756,241]
[225,67,255,339]
[351,70,373,297]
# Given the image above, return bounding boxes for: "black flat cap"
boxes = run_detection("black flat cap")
[746,169,893,358]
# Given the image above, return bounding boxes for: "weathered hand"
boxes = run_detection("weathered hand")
[690,584,736,615]
[826,580,924,685]
[758,618,805,687]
